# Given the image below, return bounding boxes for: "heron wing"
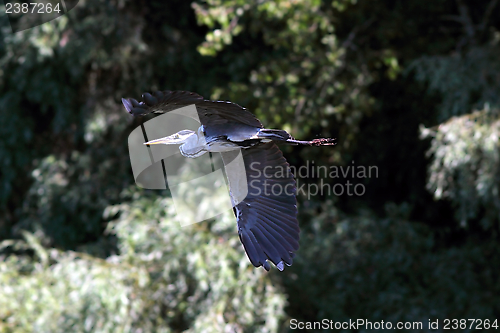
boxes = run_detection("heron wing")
[122,90,263,128]
[222,143,299,271]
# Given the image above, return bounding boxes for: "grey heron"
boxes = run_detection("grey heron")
[122,90,336,271]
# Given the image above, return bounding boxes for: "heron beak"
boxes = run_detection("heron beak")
[143,130,195,146]
[143,134,179,145]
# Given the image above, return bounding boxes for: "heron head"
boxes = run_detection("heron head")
[144,129,195,145]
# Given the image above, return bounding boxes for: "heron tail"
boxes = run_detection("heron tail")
[257,129,293,141]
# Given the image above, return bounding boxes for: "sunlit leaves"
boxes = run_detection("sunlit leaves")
[422,108,500,229]
[409,46,500,121]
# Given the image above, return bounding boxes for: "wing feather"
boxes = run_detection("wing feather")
[222,142,299,271]
[254,224,293,265]
[122,90,263,128]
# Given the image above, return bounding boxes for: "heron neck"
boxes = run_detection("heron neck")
[179,133,207,158]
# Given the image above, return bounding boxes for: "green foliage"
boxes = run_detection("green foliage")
[0,236,148,333]
[0,0,149,239]
[0,191,285,332]
[422,108,500,229]
[1,0,500,331]
[288,203,500,327]
[193,0,378,160]
[17,144,129,249]
[409,46,500,121]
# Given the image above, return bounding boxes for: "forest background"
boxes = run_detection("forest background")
[1,0,499,331]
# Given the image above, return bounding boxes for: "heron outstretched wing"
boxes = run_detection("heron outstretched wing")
[222,142,299,271]
[122,90,263,128]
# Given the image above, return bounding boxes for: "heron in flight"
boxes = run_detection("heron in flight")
[122,90,335,271]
